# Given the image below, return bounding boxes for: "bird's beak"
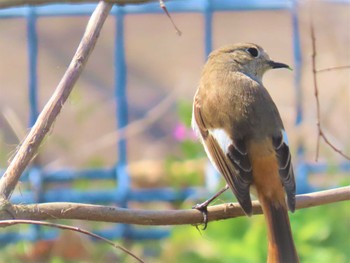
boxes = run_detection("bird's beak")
[268,60,292,70]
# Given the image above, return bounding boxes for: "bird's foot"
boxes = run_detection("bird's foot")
[193,185,230,230]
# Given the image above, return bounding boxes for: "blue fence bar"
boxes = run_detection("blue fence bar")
[1,0,349,246]
[9,186,199,204]
[203,0,213,57]
[26,6,44,243]
[27,7,39,127]
[113,7,130,211]
[0,0,294,18]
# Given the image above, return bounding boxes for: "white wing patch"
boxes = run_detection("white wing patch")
[192,115,216,170]
[191,112,232,173]
[191,109,202,141]
[209,128,233,154]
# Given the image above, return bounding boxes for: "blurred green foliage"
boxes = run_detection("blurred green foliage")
[155,201,350,263]
[176,101,193,128]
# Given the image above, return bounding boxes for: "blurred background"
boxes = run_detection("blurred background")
[0,0,349,262]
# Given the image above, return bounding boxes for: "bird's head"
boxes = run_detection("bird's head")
[207,43,291,82]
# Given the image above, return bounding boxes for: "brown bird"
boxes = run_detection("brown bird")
[192,43,299,263]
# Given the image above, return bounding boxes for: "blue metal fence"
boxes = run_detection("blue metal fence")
[1,0,349,245]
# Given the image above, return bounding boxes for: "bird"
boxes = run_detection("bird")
[191,43,299,263]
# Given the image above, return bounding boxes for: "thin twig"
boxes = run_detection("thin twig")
[0,219,144,263]
[1,107,26,142]
[0,1,113,200]
[159,0,182,36]
[310,19,321,161]
[1,186,349,225]
[317,65,350,73]
[310,15,350,161]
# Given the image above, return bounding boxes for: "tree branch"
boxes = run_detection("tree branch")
[310,14,350,161]
[1,187,349,225]
[0,1,113,200]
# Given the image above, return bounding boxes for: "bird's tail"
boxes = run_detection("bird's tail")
[259,194,299,263]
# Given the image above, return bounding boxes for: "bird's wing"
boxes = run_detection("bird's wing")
[272,131,296,212]
[192,98,253,215]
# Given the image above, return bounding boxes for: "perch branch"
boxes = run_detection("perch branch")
[0,219,144,263]
[1,187,349,225]
[0,1,113,200]
[310,16,350,161]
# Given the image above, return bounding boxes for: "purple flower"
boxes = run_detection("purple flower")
[173,123,196,141]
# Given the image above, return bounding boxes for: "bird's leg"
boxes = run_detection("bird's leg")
[193,184,229,230]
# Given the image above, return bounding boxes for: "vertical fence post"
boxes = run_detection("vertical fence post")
[292,2,302,129]
[27,7,39,127]
[26,6,44,241]
[114,6,129,206]
[203,0,221,192]
[114,6,131,238]
[204,0,213,57]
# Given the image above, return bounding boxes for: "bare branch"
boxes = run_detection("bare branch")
[1,187,349,225]
[310,15,350,161]
[0,219,144,263]
[310,19,321,161]
[0,0,157,9]
[0,1,113,200]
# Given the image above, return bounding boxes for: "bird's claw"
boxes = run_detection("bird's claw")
[192,185,229,230]
[193,203,209,230]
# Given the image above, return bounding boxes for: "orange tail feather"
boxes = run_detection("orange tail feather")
[259,195,299,263]
[248,139,299,263]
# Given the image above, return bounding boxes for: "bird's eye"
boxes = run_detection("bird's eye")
[246,47,259,58]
